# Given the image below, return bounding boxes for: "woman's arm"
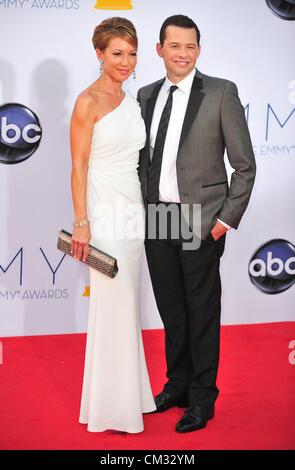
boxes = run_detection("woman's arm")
[70,93,95,261]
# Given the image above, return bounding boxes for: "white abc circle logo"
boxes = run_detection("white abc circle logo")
[0,103,42,164]
[1,116,41,144]
[248,239,295,294]
[249,251,295,277]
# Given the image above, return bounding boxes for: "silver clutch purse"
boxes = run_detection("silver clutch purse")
[57,229,118,279]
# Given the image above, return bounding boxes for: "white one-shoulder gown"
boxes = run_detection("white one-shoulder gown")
[79,92,156,433]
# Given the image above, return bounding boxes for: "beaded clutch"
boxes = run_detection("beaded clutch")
[57,229,118,279]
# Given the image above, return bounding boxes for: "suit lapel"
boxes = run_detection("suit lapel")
[178,72,204,151]
[142,72,204,166]
[144,79,165,143]
[140,79,165,170]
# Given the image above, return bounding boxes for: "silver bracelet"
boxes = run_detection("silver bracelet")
[73,219,89,228]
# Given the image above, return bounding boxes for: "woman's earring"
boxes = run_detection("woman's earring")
[132,69,136,80]
[100,61,104,74]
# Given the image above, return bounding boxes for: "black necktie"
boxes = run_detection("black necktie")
[147,85,178,203]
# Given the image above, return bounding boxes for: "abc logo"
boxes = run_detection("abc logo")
[0,103,42,165]
[249,239,295,294]
[265,0,295,21]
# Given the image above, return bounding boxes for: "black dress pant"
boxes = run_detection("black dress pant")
[145,203,226,406]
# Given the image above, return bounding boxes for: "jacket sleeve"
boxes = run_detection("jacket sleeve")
[136,88,141,105]
[217,81,256,228]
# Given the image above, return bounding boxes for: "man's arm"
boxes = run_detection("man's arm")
[217,81,256,229]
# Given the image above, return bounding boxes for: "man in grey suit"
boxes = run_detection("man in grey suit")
[137,15,256,433]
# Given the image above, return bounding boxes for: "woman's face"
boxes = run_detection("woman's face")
[97,36,137,82]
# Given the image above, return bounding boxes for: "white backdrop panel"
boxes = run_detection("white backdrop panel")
[0,0,294,336]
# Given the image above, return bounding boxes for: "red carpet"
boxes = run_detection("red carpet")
[0,322,294,450]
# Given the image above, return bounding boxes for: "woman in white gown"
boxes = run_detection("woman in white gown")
[70,17,156,433]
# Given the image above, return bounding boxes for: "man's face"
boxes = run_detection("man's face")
[156,25,200,82]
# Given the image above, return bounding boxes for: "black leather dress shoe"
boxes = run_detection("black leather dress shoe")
[175,404,215,432]
[154,391,189,412]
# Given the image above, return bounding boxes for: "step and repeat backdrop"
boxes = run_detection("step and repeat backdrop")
[0,0,294,336]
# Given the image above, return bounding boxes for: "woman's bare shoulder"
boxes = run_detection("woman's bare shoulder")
[75,83,107,118]
[72,85,101,122]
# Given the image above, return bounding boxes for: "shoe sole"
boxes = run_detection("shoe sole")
[154,393,189,413]
[175,410,215,433]
[154,401,189,413]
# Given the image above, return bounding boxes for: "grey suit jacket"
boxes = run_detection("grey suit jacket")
[137,69,256,239]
